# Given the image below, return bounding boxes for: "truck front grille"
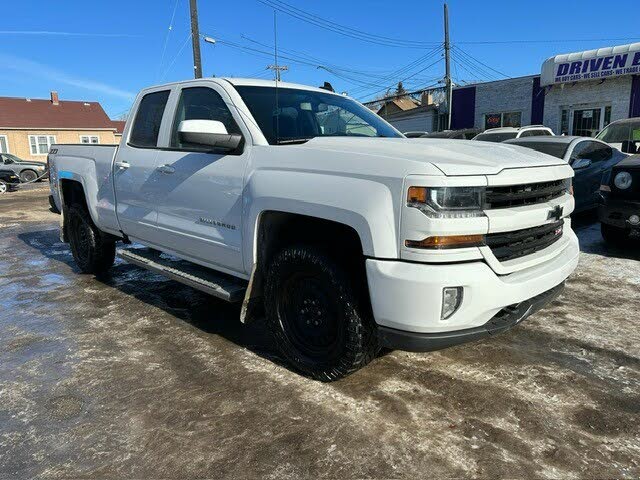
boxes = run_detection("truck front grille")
[486,221,564,262]
[486,179,567,209]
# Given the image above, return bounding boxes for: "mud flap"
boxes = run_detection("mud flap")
[240,263,263,323]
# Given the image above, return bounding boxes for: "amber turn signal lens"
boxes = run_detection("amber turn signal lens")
[407,186,428,203]
[405,234,486,249]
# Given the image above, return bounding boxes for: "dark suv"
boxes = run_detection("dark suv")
[599,155,640,243]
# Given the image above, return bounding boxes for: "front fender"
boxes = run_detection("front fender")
[243,169,401,273]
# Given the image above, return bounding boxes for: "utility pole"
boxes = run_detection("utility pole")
[189,0,203,78]
[267,65,289,81]
[444,2,452,129]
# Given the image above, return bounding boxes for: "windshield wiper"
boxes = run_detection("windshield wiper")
[275,137,314,145]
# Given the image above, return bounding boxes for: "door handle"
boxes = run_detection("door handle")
[156,164,175,174]
[114,160,130,170]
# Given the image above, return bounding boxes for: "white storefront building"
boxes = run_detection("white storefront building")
[449,42,640,136]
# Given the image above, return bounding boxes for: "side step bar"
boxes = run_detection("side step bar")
[117,247,247,302]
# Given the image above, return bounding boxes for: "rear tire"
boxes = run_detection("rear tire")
[67,205,116,274]
[20,169,38,183]
[601,222,629,245]
[264,245,378,381]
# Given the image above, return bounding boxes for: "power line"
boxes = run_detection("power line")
[453,46,510,78]
[451,50,495,81]
[160,32,193,81]
[257,0,440,49]
[207,32,445,95]
[356,57,444,101]
[157,0,181,80]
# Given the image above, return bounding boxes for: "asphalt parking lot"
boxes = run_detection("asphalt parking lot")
[1,185,639,478]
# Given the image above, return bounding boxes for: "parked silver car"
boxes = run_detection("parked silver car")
[0,153,47,182]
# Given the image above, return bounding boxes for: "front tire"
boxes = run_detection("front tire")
[264,246,378,381]
[601,222,629,245]
[20,169,38,183]
[0,180,7,195]
[67,205,116,274]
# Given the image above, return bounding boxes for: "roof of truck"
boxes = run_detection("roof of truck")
[222,78,340,94]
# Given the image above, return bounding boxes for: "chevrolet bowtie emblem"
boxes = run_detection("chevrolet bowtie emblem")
[548,205,564,221]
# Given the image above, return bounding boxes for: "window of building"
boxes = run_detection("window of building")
[28,135,56,155]
[80,135,99,144]
[129,90,171,148]
[0,135,8,153]
[484,112,522,129]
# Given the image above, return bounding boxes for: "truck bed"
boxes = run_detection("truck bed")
[49,144,120,236]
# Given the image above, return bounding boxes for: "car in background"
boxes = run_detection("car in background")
[0,153,47,182]
[0,169,20,194]
[505,136,626,212]
[598,154,640,243]
[420,128,481,140]
[473,125,554,143]
[403,131,428,138]
[596,117,640,154]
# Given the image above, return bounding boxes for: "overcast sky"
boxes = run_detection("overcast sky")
[2,0,639,117]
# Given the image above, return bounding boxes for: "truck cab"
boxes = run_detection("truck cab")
[48,78,579,381]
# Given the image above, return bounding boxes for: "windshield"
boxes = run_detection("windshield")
[596,122,639,143]
[235,86,402,144]
[507,141,569,159]
[473,132,518,142]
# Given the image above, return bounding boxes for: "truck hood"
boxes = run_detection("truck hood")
[300,137,565,176]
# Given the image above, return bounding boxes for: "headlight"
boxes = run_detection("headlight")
[614,171,632,190]
[407,186,485,218]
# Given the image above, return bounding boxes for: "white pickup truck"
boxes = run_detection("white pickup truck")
[49,78,579,381]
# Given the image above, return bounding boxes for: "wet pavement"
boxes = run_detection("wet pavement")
[1,186,639,478]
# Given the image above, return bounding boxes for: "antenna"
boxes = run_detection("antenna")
[273,11,280,143]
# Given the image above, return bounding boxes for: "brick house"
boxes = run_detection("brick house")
[0,91,119,161]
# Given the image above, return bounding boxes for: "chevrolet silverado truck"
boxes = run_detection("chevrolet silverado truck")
[48,78,579,381]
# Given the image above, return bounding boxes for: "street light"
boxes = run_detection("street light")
[203,36,216,45]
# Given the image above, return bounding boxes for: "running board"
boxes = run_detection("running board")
[117,247,247,302]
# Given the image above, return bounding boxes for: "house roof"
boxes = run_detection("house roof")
[111,120,126,134]
[0,95,116,130]
[376,97,420,114]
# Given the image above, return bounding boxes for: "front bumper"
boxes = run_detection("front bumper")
[598,198,640,231]
[366,228,579,341]
[378,282,565,352]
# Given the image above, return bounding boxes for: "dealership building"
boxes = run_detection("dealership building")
[449,42,640,136]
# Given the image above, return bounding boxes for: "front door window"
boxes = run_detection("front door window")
[572,108,601,137]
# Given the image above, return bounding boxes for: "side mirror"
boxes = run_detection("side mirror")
[178,119,242,151]
[572,158,592,170]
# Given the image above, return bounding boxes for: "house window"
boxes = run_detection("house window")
[29,135,56,155]
[0,135,8,153]
[484,112,522,129]
[80,135,100,144]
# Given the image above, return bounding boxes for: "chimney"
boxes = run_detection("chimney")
[51,91,59,105]
[421,91,434,106]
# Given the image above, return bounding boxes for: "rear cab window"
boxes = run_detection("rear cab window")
[129,90,171,148]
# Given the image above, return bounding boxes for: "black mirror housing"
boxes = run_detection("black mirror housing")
[179,131,243,152]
